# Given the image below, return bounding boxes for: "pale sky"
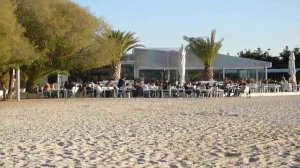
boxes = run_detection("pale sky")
[72,0,300,56]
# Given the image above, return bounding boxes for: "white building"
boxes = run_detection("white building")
[119,47,272,82]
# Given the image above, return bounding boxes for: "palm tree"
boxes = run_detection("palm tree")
[184,29,223,81]
[107,30,143,80]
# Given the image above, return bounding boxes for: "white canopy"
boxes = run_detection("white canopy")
[178,45,186,86]
[288,52,296,83]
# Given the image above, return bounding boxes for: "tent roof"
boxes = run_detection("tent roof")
[133,48,272,70]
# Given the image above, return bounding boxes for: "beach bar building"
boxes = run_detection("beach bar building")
[121,47,271,82]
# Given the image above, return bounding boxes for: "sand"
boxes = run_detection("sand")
[0,96,299,167]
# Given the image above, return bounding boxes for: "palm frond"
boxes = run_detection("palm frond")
[107,29,144,62]
[184,29,223,66]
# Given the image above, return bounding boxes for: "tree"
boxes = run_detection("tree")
[239,48,272,61]
[14,0,102,91]
[279,46,300,68]
[184,29,223,81]
[106,30,143,80]
[69,28,117,71]
[279,46,290,63]
[294,48,300,68]
[0,0,37,100]
[238,46,300,69]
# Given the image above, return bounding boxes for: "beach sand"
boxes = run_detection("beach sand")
[0,96,299,167]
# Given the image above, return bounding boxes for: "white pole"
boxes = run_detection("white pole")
[222,68,225,80]
[57,74,60,98]
[264,68,268,80]
[17,69,20,101]
[256,69,259,82]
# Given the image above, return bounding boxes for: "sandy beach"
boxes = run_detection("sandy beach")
[0,96,299,167]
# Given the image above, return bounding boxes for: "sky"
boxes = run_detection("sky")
[72,0,300,56]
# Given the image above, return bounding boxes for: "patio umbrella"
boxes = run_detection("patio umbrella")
[178,44,186,86]
[288,52,296,83]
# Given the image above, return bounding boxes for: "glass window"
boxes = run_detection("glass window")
[225,69,239,80]
[214,69,223,81]
[121,64,134,79]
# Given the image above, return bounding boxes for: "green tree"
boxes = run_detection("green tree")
[279,46,291,64]
[294,47,300,68]
[14,0,101,91]
[184,29,223,81]
[69,28,117,71]
[279,46,300,68]
[0,0,37,99]
[239,48,272,61]
[239,46,300,69]
[107,30,143,80]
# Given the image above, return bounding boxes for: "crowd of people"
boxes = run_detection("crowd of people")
[38,76,299,99]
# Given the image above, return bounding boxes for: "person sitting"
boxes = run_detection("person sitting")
[160,80,172,97]
[184,82,194,96]
[148,82,158,97]
[43,83,52,98]
[221,79,232,97]
[141,82,150,97]
[155,80,161,89]
[194,83,201,97]
[63,81,69,90]
[64,80,76,97]
[117,76,126,89]
[84,81,95,97]
[132,81,143,97]
[171,81,178,88]
[105,80,116,97]
[95,83,104,97]
[281,77,290,92]
[234,82,248,96]
[162,80,169,90]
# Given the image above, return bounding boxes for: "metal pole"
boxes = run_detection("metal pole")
[264,68,268,80]
[134,64,137,78]
[136,68,139,78]
[133,49,138,79]
[17,69,20,101]
[222,68,225,80]
[256,69,259,82]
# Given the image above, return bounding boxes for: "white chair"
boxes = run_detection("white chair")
[211,87,224,97]
[292,83,299,92]
[142,84,151,98]
[249,83,258,93]
[198,85,210,97]
[161,87,172,98]
[268,83,279,92]
[260,84,269,93]
[282,82,291,92]
[95,86,104,97]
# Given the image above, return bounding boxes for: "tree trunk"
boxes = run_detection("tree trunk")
[26,80,36,93]
[203,65,214,81]
[7,68,15,99]
[111,62,121,80]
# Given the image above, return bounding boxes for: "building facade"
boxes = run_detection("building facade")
[124,47,271,82]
